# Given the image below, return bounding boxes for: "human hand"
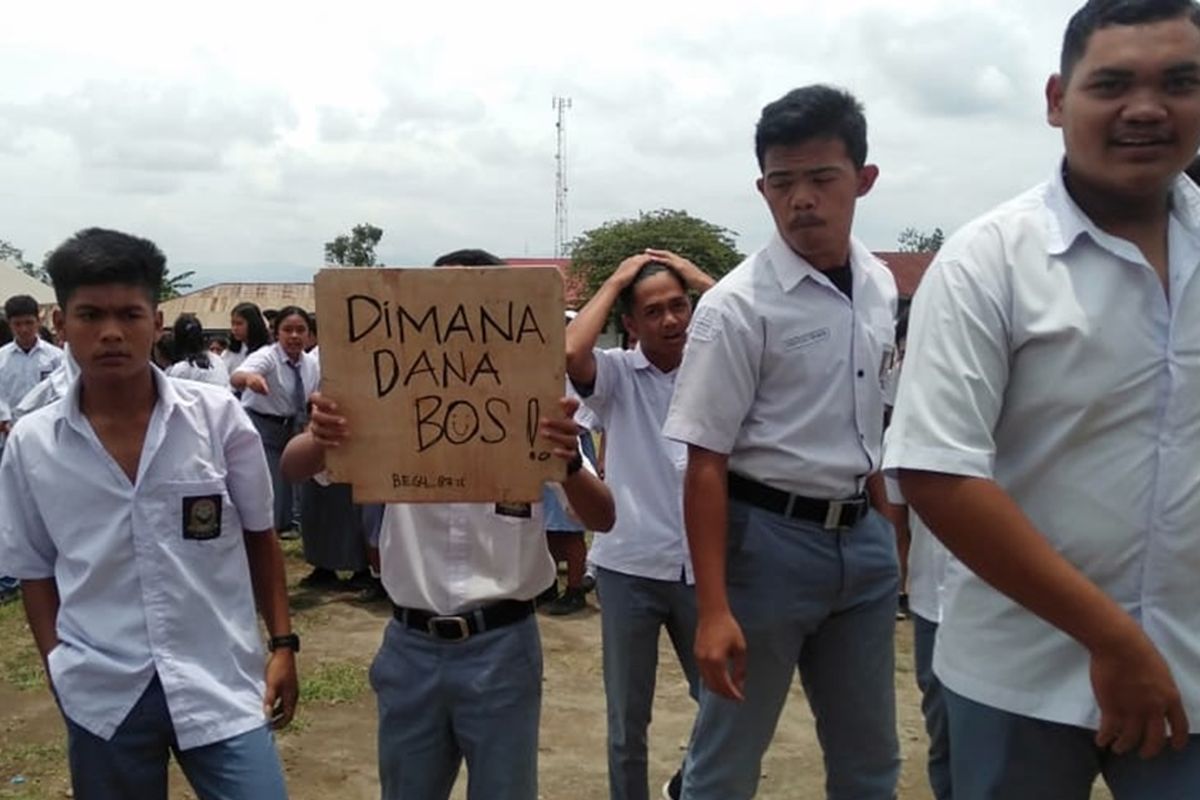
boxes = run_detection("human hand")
[0,420,10,436]
[540,396,582,462]
[308,392,349,448]
[645,248,713,291]
[1090,625,1189,759]
[243,374,270,396]
[607,253,656,289]
[695,609,747,701]
[263,649,299,729]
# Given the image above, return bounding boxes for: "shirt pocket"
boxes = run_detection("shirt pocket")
[156,478,242,551]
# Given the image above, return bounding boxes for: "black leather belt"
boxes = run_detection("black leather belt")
[392,599,534,641]
[728,472,868,530]
[247,409,295,426]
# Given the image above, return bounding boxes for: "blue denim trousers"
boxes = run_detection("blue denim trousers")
[63,675,287,800]
[370,614,543,800]
[596,567,700,800]
[681,502,900,800]
[945,686,1200,799]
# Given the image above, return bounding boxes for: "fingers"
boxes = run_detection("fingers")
[308,391,338,414]
[1138,717,1167,760]
[276,678,299,729]
[730,644,748,701]
[557,395,580,417]
[262,682,278,723]
[1095,712,1119,750]
[1167,701,1190,751]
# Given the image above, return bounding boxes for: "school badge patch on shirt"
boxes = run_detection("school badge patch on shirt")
[183,495,223,540]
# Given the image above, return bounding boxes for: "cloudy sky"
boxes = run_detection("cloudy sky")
[2,0,1085,287]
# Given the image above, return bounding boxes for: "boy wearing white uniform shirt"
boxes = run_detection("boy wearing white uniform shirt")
[663,85,900,800]
[282,248,616,800]
[0,228,297,800]
[0,294,63,443]
[565,248,714,800]
[886,1,1200,797]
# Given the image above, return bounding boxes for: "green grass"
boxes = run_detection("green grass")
[300,660,370,706]
[0,601,45,692]
[0,740,66,799]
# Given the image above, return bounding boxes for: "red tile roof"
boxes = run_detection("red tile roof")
[874,251,935,298]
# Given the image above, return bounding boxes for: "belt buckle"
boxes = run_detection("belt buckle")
[824,500,847,530]
[427,615,471,641]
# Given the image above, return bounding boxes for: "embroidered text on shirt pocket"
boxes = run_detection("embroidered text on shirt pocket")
[784,328,830,351]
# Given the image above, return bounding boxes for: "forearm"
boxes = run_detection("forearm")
[21,578,60,679]
[900,470,1138,651]
[684,447,732,617]
[565,281,622,385]
[229,370,250,390]
[244,532,293,638]
[281,431,326,482]
[561,469,616,532]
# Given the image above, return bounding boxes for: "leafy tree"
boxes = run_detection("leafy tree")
[569,209,742,302]
[0,239,50,284]
[158,268,196,302]
[897,226,945,253]
[325,223,384,267]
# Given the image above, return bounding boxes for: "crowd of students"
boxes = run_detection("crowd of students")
[2,1,1200,798]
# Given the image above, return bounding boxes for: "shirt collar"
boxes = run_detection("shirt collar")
[62,363,181,437]
[765,231,871,293]
[629,344,652,371]
[1045,160,1200,256]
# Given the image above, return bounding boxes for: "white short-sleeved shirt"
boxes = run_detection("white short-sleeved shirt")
[167,356,231,389]
[883,427,947,624]
[664,234,898,497]
[883,168,1200,731]
[0,368,276,748]
[576,346,691,583]
[380,500,558,616]
[13,345,79,421]
[0,339,64,423]
[221,347,250,376]
[234,343,319,417]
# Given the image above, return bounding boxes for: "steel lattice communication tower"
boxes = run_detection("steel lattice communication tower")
[553,96,572,258]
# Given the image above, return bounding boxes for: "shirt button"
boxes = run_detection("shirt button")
[857,370,865,378]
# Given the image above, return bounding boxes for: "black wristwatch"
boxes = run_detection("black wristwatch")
[566,452,584,476]
[268,633,301,653]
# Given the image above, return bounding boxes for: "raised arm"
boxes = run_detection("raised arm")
[566,253,654,389]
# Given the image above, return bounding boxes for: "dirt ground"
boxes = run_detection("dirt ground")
[0,545,1113,800]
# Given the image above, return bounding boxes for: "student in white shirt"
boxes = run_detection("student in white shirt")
[282,247,616,800]
[0,293,64,443]
[566,247,714,800]
[165,313,230,388]
[222,302,270,377]
[886,3,1200,797]
[663,86,900,800]
[0,227,297,800]
[231,306,319,535]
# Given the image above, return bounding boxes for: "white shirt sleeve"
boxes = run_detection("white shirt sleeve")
[0,433,57,578]
[578,347,620,417]
[222,402,276,532]
[232,346,275,378]
[884,254,1011,479]
[662,297,762,455]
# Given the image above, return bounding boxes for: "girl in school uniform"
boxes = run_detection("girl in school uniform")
[222,302,271,378]
[165,314,230,388]
[231,306,319,537]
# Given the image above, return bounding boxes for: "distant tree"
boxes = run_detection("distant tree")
[569,209,742,302]
[325,223,384,267]
[897,226,945,253]
[158,267,196,302]
[0,239,50,284]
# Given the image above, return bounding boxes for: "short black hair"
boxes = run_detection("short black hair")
[45,228,166,308]
[755,85,868,170]
[0,317,11,346]
[229,301,271,354]
[433,249,505,267]
[618,262,687,316]
[1061,0,1200,81]
[3,294,39,319]
[272,305,312,335]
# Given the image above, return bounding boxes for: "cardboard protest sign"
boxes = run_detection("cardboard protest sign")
[314,267,567,503]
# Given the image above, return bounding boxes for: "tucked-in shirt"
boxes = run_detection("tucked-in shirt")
[0,339,63,423]
[167,357,231,389]
[234,343,319,417]
[884,167,1200,731]
[664,234,898,497]
[0,368,276,748]
[380,501,558,615]
[13,345,79,421]
[577,346,691,583]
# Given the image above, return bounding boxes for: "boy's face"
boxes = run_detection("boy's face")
[622,271,691,363]
[1048,15,1200,199]
[8,315,40,350]
[56,284,162,382]
[756,137,878,266]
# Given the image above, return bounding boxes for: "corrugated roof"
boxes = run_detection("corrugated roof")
[0,260,57,306]
[159,283,316,330]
